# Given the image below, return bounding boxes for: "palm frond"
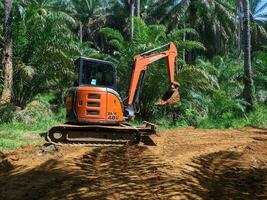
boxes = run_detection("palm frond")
[98,27,124,42]
[47,11,76,25]
[168,28,199,38]
[15,62,36,79]
[177,65,219,92]
[147,25,167,42]
[175,40,206,51]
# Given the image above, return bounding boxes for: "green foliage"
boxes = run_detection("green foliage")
[0,126,41,149]
[194,54,267,129]
[0,93,65,124]
[98,28,124,42]
[11,0,80,106]
[148,0,237,56]
[248,105,267,128]
[156,117,188,131]
[0,69,3,95]
[98,27,125,52]
[177,100,203,126]
[0,11,3,96]
[0,104,15,124]
[13,100,53,124]
[206,90,247,119]
[253,46,267,103]
[0,94,65,149]
[198,105,267,129]
[66,0,101,23]
[0,1,3,22]
[174,55,267,129]
[178,64,219,92]
[0,110,64,149]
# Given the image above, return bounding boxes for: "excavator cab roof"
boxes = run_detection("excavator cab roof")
[74,57,117,89]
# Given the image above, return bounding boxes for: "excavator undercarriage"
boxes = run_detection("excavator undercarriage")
[47,121,159,146]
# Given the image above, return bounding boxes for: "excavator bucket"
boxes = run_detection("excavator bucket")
[156,88,180,106]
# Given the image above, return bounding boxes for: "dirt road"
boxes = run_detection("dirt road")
[0,127,267,200]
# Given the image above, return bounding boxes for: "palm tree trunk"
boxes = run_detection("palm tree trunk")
[242,0,255,112]
[1,0,13,104]
[183,22,186,62]
[136,0,140,17]
[79,21,83,43]
[130,0,135,41]
[237,0,243,58]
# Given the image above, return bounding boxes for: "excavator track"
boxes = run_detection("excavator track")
[46,141,128,147]
[46,122,158,146]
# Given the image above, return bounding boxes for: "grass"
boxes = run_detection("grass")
[198,105,267,129]
[155,118,188,131]
[0,111,65,150]
[0,127,42,149]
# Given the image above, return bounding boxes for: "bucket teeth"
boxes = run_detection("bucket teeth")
[156,89,180,105]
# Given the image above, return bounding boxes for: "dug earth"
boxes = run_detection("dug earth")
[0,127,267,200]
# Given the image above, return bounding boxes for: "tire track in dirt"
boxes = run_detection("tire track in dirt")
[0,127,266,200]
[76,146,182,199]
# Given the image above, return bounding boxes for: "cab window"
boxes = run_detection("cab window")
[80,60,115,88]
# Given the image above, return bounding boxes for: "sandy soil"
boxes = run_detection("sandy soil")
[0,127,267,200]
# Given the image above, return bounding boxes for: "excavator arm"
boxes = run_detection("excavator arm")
[125,42,180,119]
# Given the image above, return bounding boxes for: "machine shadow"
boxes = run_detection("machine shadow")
[180,151,267,200]
[0,147,266,200]
[0,146,185,199]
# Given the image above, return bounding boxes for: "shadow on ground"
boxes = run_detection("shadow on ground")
[181,151,267,199]
[0,146,266,199]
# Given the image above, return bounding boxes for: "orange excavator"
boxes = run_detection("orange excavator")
[47,42,180,146]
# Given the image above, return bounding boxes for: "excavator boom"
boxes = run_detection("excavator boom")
[125,42,180,119]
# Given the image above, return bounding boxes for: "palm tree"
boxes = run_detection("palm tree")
[148,0,237,57]
[64,0,101,43]
[1,0,13,104]
[0,1,4,23]
[242,0,254,112]
[130,0,135,41]
[104,0,155,41]
[10,0,79,106]
[132,0,142,41]
[136,0,140,17]
[237,0,267,112]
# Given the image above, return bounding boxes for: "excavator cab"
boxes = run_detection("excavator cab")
[65,58,124,125]
[75,57,117,89]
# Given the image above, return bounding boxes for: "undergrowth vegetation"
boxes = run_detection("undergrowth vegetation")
[0,94,65,149]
